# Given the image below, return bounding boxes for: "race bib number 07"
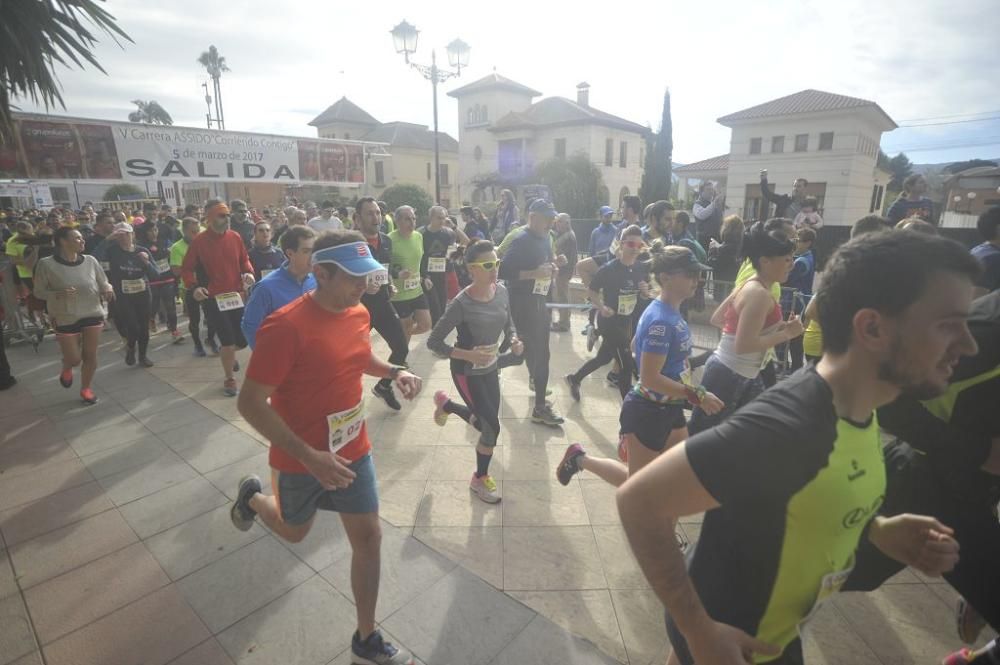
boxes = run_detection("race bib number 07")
[327,400,365,454]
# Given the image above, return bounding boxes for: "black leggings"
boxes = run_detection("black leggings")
[116,291,150,356]
[509,294,551,406]
[425,271,447,325]
[366,297,409,389]
[447,364,502,447]
[184,289,215,344]
[573,316,634,399]
[150,282,178,332]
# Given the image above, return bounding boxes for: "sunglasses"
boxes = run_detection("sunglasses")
[468,259,501,270]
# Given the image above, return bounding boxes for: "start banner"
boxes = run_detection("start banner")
[0,113,370,185]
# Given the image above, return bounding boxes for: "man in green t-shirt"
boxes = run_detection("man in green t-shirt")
[388,205,430,343]
[170,217,216,356]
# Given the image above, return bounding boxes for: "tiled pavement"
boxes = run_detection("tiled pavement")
[0,313,995,665]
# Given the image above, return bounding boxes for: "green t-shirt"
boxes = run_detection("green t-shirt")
[5,235,31,278]
[389,229,424,302]
[169,238,189,268]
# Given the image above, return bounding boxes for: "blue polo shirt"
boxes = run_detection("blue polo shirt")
[589,222,618,256]
[241,264,317,348]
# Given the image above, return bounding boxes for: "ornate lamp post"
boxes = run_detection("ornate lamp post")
[390,20,470,204]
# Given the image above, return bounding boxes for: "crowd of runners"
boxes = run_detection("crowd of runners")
[2,179,999,665]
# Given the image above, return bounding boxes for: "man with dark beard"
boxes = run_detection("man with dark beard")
[617,230,980,665]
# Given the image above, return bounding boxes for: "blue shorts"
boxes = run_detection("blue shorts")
[619,392,687,452]
[273,454,379,525]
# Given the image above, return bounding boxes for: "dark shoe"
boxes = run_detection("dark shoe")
[606,371,619,387]
[372,383,402,411]
[139,356,154,368]
[207,339,220,355]
[231,475,262,531]
[351,629,414,665]
[193,343,207,358]
[531,402,564,426]
[565,374,581,401]
[125,346,136,366]
[556,443,585,485]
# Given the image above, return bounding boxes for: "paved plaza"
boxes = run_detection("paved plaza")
[0,313,995,665]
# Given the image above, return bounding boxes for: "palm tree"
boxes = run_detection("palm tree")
[197,45,230,130]
[128,100,173,125]
[0,0,131,143]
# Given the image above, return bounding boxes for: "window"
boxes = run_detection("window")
[554,138,566,159]
[426,163,431,180]
[639,146,645,167]
[467,104,489,126]
[794,134,808,152]
[439,163,450,186]
[819,132,834,151]
[605,139,614,167]
[870,184,884,213]
[771,136,784,154]
[749,138,762,155]
[619,141,628,168]
[374,161,385,186]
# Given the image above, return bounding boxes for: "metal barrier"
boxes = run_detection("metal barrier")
[0,258,45,350]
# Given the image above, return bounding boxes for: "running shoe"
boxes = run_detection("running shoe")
[433,390,450,426]
[139,356,154,368]
[80,388,98,405]
[125,346,136,366]
[207,338,220,355]
[941,648,977,665]
[557,443,585,485]
[351,629,414,665]
[59,368,73,388]
[565,374,581,401]
[469,473,501,503]
[171,330,185,344]
[528,376,553,396]
[231,475,262,531]
[587,325,599,352]
[606,370,620,387]
[223,378,239,397]
[957,597,987,644]
[193,344,207,358]
[372,383,402,411]
[531,402,565,426]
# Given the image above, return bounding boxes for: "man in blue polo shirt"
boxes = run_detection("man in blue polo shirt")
[241,226,317,348]
[589,205,617,257]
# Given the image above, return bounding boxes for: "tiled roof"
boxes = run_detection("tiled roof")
[675,154,730,173]
[361,122,458,152]
[717,89,896,128]
[491,97,650,136]
[309,97,380,127]
[447,72,542,98]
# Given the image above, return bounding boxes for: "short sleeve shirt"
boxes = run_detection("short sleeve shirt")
[246,295,373,472]
[589,258,648,317]
[633,299,691,395]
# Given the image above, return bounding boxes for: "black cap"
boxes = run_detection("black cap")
[659,247,711,273]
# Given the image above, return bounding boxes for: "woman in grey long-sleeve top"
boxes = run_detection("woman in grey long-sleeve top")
[427,240,522,505]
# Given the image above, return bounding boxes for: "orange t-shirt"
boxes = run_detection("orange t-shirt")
[246,294,373,473]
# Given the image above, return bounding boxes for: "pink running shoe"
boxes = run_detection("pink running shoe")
[433,390,450,426]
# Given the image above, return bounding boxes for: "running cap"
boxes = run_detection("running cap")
[311,241,386,276]
[112,221,134,234]
[528,199,558,219]
[659,247,710,273]
[599,205,615,217]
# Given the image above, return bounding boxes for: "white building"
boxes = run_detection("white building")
[447,74,649,207]
[677,89,897,227]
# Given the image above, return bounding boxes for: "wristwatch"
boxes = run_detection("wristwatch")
[388,366,404,380]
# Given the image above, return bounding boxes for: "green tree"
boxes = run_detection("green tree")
[102,183,145,201]
[128,100,173,125]
[535,153,606,219]
[640,88,673,204]
[1,0,131,143]
[381,184,434,223]
[887,152,914,189]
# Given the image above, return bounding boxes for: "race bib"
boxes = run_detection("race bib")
[403,276,420,291]
[369,269,389,286]
[428,257,446,273]
[618,292,638,316]
[155,258,170,274]
[215,291,244,311]
[533,278,552,295]
[327,400,365,454]
[471,343,499,370]
[798,562,854,637]
[99,261,110,272]
[121,278,146,294]
[261,269,276,279]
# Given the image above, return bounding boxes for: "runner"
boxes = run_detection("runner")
[557,246,722,488]
[388,205,431,343]
[32,227,113,404]
[135,222,184,343]
[497,198,564,425]
[617,229,978,665]
[230,229,418,665]
[107,222,160,367]
[240,226,316,349]
[247,221,284,281]
[170,217,217,357]
[427,240,522,504]
[307,200,344,234]
[688,221,801,434]
[420,205,468,325]
[565,224,650,400]
[181,199,256,396]
[354,197,410,412]
[228,199,256,249]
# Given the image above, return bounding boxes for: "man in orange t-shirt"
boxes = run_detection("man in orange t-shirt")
[232,230,421,665]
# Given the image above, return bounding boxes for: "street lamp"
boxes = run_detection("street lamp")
[390,20,470,204]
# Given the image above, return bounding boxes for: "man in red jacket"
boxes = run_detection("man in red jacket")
[182,199,255,396]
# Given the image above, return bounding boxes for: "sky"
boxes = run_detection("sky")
[16,0,1000,166]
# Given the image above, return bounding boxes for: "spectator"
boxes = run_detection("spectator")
[760,171,808,219]
[692,182,725,246]
[551,213,578,332]
[887,174,934,225]
[971,206,1000,296]
[307,200,343,234]
[490,188,520,244]
[589,206,617,256]
[782,227,817,371]
[672,212,707,262]
[792,196,823,230]
[707,214,744,302]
